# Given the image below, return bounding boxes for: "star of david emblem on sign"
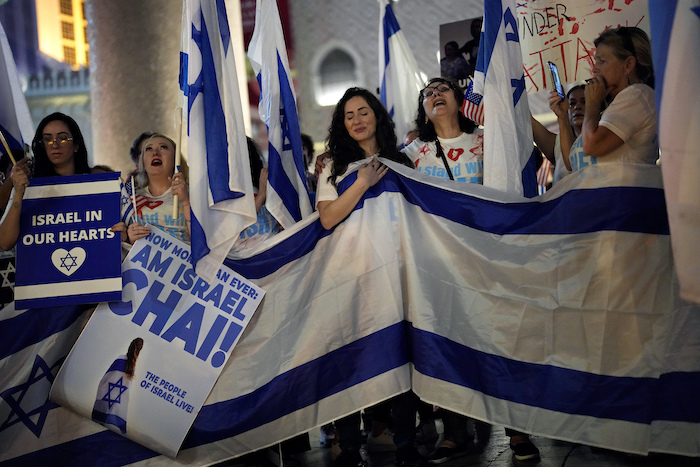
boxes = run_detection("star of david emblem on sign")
[102,376,128,409]
[0,355,63,437]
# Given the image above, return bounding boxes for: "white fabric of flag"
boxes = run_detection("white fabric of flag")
[3,161,699,465]
[247,0,312,229]
[0,22,33,154]
[378,0,426,143]
[472,0,537,197]
[650,0,700,303]
[180,0,256,283]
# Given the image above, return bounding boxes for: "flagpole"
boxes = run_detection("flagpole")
[173,110,182,218]
[0,129,18,166]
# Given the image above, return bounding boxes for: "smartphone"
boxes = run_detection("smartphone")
[547,61,565,100]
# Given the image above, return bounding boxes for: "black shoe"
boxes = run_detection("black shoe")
[510,440,540,461]
[395,444,428,467]
[427,444,469,464]
[333,449,368,467]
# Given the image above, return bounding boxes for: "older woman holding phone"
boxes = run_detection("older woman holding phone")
[582,26,657,164]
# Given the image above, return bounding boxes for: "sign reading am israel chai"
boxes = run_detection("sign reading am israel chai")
[50,225,265,457]
[14,173,122,308]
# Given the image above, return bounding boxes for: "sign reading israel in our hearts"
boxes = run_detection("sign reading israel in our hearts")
[14,172,123,308]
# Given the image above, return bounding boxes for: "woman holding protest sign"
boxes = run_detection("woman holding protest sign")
[126,133,191,244]
[582,26,657,164]
[316,87,420,467]
[0,113,124,250]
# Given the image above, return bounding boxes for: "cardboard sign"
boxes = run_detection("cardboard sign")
[14,173,122,308]
[50,226,265,457]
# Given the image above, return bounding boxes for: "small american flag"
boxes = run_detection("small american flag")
[536,157,552,194]
[462,77,484,126]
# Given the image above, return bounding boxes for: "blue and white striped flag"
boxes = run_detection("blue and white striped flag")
[378,0,426,143]
[2,162,699,465]
[247,0,313,229]
[0,21,33,155]
[472,0,537,197]
[180,0,257,283]
[650,0,700,303]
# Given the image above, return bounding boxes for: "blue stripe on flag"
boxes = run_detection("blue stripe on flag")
[91,411,127,435]
[198,12,245,204]
[215,0,230,53]
[106,357,127,374]
[189,212,210,262]
[0,123,22,151]
[225,170,667,280]
[0,305,91,360]
[184,321,409,447]
[648,0,678,114]
[264,53,311,220]
[478,0,503,78]
[410,327,700,424]
[342,171,669,236]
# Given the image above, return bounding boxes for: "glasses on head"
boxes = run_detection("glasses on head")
[42,133,73,147]
[422,83,452,98]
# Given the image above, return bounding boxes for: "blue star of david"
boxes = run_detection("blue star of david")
[59,251,79,271]
[0,355,62,437]
[101,376,128,409]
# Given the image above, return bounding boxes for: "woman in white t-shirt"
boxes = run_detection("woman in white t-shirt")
[127,134,191,243]
[316,87,412,230]
[582,26,657,164]
[402,77,483,185]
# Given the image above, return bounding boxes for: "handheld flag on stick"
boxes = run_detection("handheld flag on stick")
[0,21,33,164]
[471,0,537,197]
[247,0,313,229]
[180,0,257,283]
[378,0,426,143]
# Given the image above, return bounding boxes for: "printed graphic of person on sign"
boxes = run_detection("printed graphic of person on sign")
[91,337,143,434]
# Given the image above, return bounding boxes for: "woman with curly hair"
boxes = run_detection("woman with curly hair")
[316,87,412,230]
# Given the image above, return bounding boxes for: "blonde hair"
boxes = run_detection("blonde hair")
[594,27,654,88]
[135,133,189,188]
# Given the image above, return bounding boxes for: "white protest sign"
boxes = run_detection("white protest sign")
[50,225,265,457]
[518,0,650,93]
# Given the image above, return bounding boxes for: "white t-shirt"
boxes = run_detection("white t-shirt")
[132,186,189,243]
[315,159,370,208]
[597,83,658,164]
[401,130,484,184]
[565,134,598,174]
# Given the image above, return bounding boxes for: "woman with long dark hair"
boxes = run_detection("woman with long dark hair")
[316,87,412,230]
[0,112,112,250]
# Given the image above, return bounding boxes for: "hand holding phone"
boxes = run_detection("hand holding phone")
[547,61,565,100]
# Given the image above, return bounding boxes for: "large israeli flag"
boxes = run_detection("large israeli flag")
[180,0,257,283]
[472,0,537,197]
[247,0,313,229]
[378,0,426,143]
[649,0,700,303]
[2,161,699,465]
[0,22,33,155]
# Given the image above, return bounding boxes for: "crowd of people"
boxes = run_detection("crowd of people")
[0,25,658,467]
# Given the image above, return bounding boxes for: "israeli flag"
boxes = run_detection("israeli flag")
[247,0,313,229]
[472,0,538,197]
[91,355,131,435]
[180,0,257,283]
[0,21,33,154]
[650,0,700,303]
[378,0,426,143]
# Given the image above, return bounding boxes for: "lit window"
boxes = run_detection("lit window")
[64,46,76,65]
[62,21,74,40]
[60,0,73,16]
[316,49,359,107]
